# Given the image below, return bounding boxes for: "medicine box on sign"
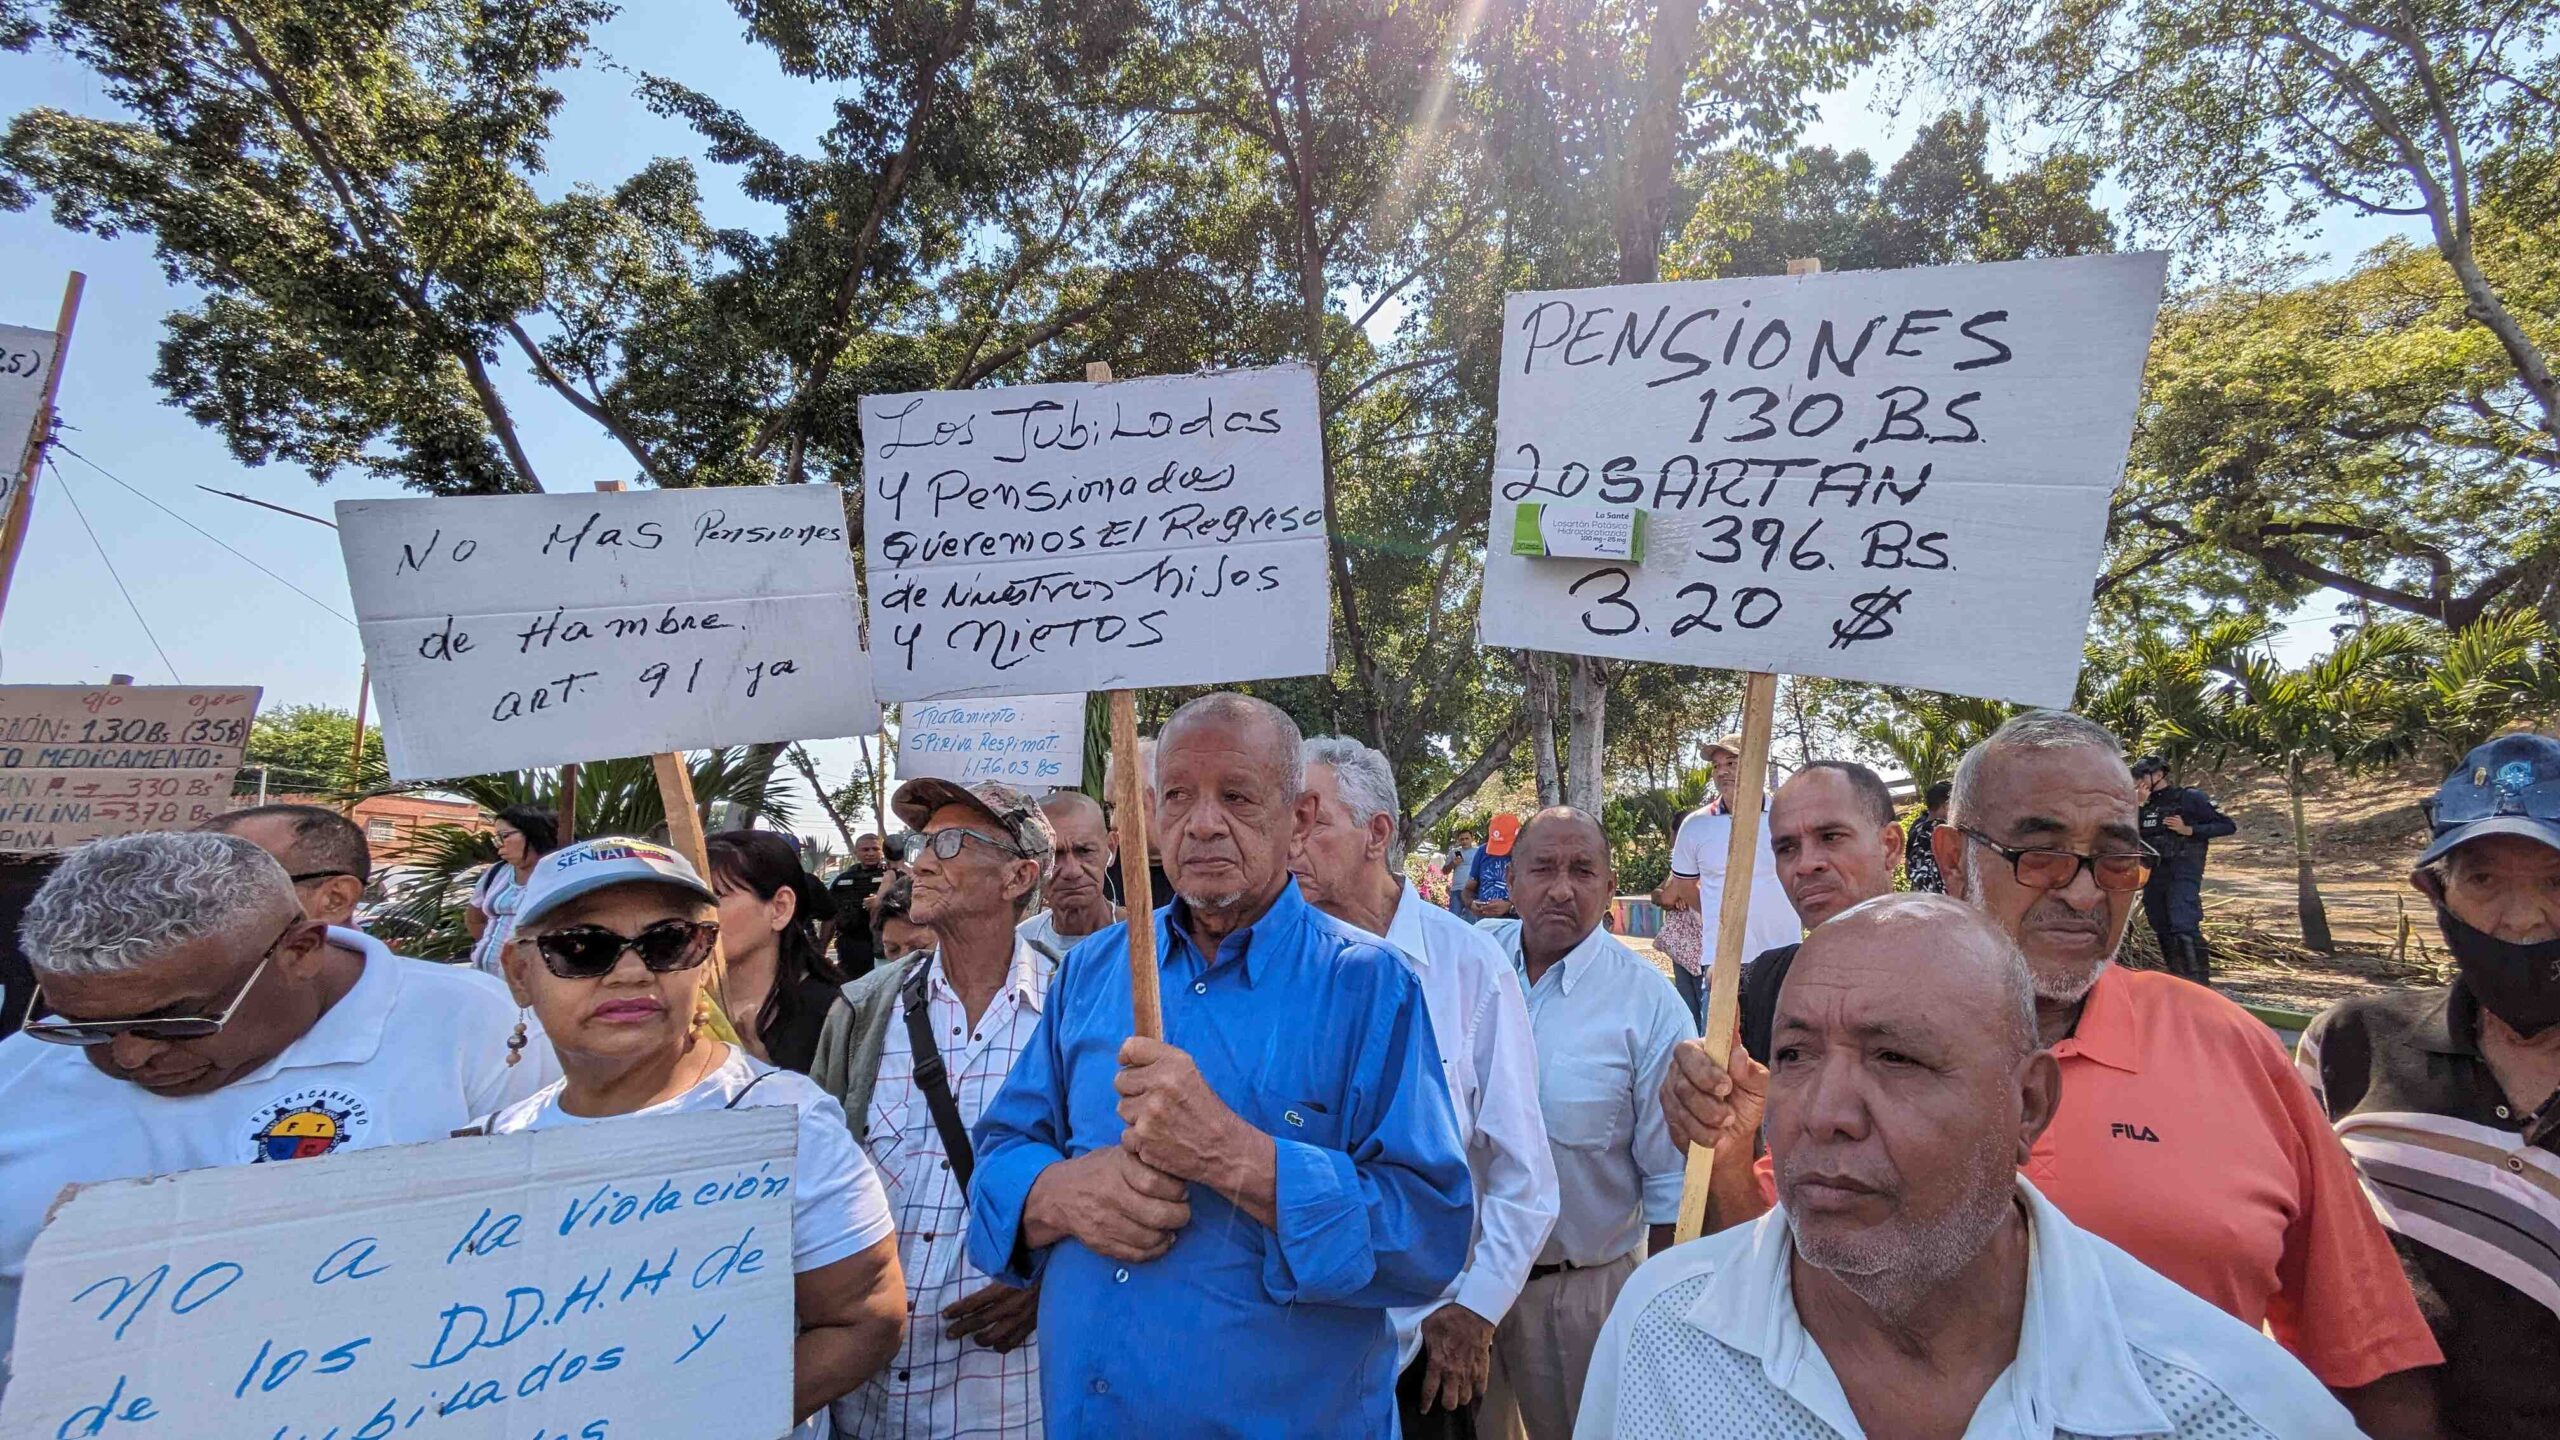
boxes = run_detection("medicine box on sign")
[1512,503,1649,563]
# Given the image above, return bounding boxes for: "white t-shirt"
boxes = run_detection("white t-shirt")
[0,927,540,1369]
[488,1046,896,1440]
[470,862,525,977]
[1668,806,1800,966]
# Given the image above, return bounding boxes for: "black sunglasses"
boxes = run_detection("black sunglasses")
[24,917,300,1046]
[528,919,719,979]
[1957,828,2156,894]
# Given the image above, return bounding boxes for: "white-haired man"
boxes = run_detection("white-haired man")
[1582,895,2357,1438]
[1293,735,1559,1440]
[0,832,538,1367]
[1020,789,1121,956]
[1662,711,2446,1436]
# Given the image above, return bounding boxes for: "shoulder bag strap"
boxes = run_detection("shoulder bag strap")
[899,960,977,1190]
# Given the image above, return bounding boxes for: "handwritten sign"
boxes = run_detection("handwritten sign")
[0,324,58,496]
[1480,253,2169,706]
[859,364,1328,700]
[0,685,260,849]
[0,1110,796,1440]
[898,693,1084,788]
[338,486,878,782]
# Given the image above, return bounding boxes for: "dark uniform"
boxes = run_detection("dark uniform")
[825,861,888,983]
[2137,783,2235,983]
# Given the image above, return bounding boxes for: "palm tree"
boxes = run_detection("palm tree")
[2415,611,2560,767]
[363,749,796,959]
[1860,693,2016,792]
[2204,620,2433,953]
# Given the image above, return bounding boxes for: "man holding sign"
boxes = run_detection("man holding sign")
[967,693,1473,1436]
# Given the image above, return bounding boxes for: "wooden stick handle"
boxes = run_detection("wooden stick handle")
[1673,670,1780,1243]
[653,751,742,1048]
[1109,689,1163,1039]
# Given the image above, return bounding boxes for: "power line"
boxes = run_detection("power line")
[48,458,181,683]
[52,442,356,627]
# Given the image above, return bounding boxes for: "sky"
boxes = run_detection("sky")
[0,7,2429,842]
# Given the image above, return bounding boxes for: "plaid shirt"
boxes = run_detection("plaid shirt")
[833,939,1056,1439]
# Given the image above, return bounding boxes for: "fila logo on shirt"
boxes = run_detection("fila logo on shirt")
[2109,1121,2161,1143]
[247,1087,373,1163]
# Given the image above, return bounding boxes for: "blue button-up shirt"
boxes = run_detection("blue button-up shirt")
[967,878,1474,1437]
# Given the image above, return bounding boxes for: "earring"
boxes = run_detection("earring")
[505,1011,529,1068]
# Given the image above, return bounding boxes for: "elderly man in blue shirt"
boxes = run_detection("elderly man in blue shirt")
[967,692,1475,1437]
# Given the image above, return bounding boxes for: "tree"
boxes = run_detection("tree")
[2204,617,2434,952]
[243,702,384,795]
[0,0,649,493]
[1923,0,2560,439]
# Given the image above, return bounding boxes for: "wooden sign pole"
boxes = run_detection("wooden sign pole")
[1672,668,1779,1242]
[0,272,87,625]
[1085,360,1164,1040]
[651,751,741,1048]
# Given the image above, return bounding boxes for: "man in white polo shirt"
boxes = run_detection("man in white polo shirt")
[1292,737,1558,1440]
[0,831,538,1377]
[1577,895,2352,1439]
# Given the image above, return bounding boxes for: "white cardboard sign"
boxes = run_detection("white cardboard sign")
[338,486,879,781]
[898,693,1085,788]
[1481,253,2170,706]
[0,685,261,848]
[0,324,58,493]
[860,364,1329,701]
[0,1109,796,1440]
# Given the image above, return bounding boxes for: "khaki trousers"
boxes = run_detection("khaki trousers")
[1479,1250,1640,1440]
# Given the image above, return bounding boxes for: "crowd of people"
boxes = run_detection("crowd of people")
[0,697,2552,1438]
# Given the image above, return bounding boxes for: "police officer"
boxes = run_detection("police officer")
[2133,755,2237,985]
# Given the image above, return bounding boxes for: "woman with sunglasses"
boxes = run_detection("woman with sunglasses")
[488,837,906,1437]
[705,829,846,1073]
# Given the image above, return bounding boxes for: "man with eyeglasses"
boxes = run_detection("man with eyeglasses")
[0,831,540,1374]
[1662,711,2445,1437]
[813,778,1059,1439]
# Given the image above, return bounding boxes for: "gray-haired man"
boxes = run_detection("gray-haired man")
[1292,737,1558,1440]
[0,832,536,1363]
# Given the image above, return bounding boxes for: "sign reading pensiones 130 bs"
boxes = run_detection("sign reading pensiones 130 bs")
[860,363,1328,701]
[1481,252,2170,707]
[0,1110,797,1440]
[337,486,878,782]
[0,685,260,848]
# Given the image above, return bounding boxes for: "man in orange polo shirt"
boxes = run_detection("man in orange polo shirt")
[1664,712,2444,1436]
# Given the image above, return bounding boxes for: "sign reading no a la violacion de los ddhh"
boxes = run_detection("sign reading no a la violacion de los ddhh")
[1481,253,2170,707]
[338,486,878,782]
[860,363,1327,701]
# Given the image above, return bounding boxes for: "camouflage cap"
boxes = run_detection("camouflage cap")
[890,777,1057,867]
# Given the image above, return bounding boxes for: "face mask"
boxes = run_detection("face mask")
[2439,908,2560,1037]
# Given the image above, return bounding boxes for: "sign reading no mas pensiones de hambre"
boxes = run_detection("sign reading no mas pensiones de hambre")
[1480,253,2170,707]
[338,485,878,782]
[859,363,1328,701]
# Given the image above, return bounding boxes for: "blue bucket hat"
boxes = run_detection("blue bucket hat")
[2419,733,2560,867]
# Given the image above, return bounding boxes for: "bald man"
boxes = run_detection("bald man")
[1475,807,1694,1440]
[1580,895,2355,1437]
[1020,790,1121,956]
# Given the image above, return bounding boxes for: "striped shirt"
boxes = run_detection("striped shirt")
[2302,981,2560,1438]
[833,938,1056,1440]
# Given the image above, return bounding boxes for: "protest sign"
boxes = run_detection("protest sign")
[898,692,1085,788]
[0,685,259,849]
[0,324,58,488]
[1481,252,2170,708]
[338,486,877,782]
[858,363,1328,702]
[0,1109,797,1440]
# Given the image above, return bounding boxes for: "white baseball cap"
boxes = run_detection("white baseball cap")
[515,836,716,927]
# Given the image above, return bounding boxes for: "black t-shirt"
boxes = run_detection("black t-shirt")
[1737,941,1800,1066]
[2301,982,2560,1438]
[760,972,851,1076]
[827,865,886,977]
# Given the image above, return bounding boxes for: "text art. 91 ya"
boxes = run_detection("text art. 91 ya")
[1481,253,2170,707]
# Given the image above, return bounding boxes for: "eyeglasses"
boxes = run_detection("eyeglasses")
[1957,828,2155,893]
[915,827,1024,862]
[23,917,299,1047]
[527,919,719,979]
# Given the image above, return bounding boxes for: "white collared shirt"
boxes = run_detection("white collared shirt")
[1482,918,1696,1266]
[1668,805,1801,971]
[0,928,540,1370]
[1574,1177,2359,1439]
[1364,881,1559,1368]
[836,937,1057,1440]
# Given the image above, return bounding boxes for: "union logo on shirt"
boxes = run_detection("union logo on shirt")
[247,1087,371,1163]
